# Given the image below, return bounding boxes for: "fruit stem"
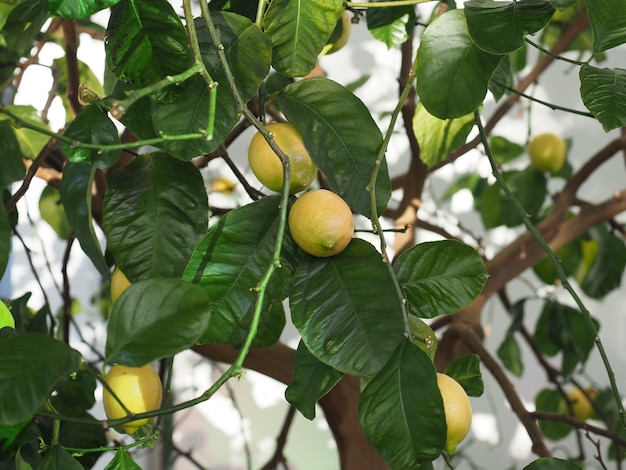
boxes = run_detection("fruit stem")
[474,110,626,431]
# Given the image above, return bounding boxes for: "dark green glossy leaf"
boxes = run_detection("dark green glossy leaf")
[0,0,49,55]
[103,152,208,282]
[50,366,97,416]
[366,2,415,49]
[152,13,272,159]
[263,0,343,76]
[278,77,390,218]
[50,0,120,19]
[533,301,599,378]
[62,104,120,168]
[103,448,142,470]
[524,458,583,469]
[535,389,572,440]
[359,341,445,466]
[0,105,49,159]
[579,64,626,132]
[285,340,343,420]
[413,103,474,167]
[465,0,554,54]
[0,207,10,280]
[583,0,626,53]
[290,239,405,376]
[394,240,488,318]
[533,240,582,285]
[38,185,72,240]
[105,0,192,86]
[0,121,26,187]
[444,354,483,397]
[0,334,81,426]
[579,224,626,299]
[57,413,107,468]
[489,54,516,102]
[0,417,30,454]
[39,445,83,470]
[59,162,110,279]
[497,334,523,377]
[105,278,211,365]
[183,196,298,346]
[416,9,504,119]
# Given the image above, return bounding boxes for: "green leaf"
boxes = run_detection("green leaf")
[394,240,488,318]
[0,207,11,280]
[183,196,298,346]
[53,56,106,114]
[105,278,211,365]
[58,414,107,469]
[0,105,49,159]
[59,162,110,279]
[579,64,626,132]
[444,354,484,397]
[497,333,523,377]
[103,448,142,470]
[285,340,343,420]
[415,9,504,119]
[105,0,192,86]
[152,13,272,159]
[366,2,415,49]
[533,301,599,378]
[533,240,582,285]
[263,0,343,77]
[465,0,554,54]
[359,341,445,466]
[524,458,583,470]
[289,239,405,377]
[534,389,572,440]
[549,0,580,9]
[0,417,30,453]
[38,185,72,240]
[103,152,208,282]
[49,0,120,19]
[277,77,391,218]
[0,121,26,187]
[407,315,438,362]
[49,366,97,416]
[489,135,525,165]
[579,224,626,299]
[62,104,120,168]
[412,103,474,167]
[583,0,626,53]
[0,0,49,57]
[0,334,81,426]
[39,445,83,470]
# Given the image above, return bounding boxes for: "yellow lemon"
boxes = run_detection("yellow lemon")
[288,189,354,257]
[437,373,472,454]
[111,266,132,303]
[560,387,597,421]
[528,133,566,172]
[248,123,317,195]
[103,364,163,435]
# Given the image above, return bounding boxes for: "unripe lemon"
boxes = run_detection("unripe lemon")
[111,266,132,303]
[0,301,15,329]
[560,387,597,421]
[248,123,317,195]
[103,364,163,435]
[528,133,566,172]
[321,10,352,56]
[437,373,472,455]
[288,189,354,257]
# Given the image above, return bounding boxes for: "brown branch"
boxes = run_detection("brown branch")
[260,405,296,470]
[61,20,82,116]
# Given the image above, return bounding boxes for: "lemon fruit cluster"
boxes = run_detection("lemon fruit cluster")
[528,132,566,172]
[248,123,317,195]
[288,189,354,257]
[0,301,15,329]
[111,266,131,303]
[103,364,163,435]
[560,387,597,421]
[437,373,472,455]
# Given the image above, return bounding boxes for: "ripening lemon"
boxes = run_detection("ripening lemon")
[528,133,566,172]
[288,189,354,257]
[559,387,597,421]
[103,364,163,435]
[437,373,472,455]
[248,123,317,195]
[0,301,15,329]
[111,266,132,303]
[321,10,352,56]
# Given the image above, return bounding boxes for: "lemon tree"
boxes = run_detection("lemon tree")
[1,1,626,469]
[103,364,163,435]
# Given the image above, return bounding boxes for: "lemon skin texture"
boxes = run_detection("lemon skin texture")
[0,301,15,329]
[560,388,597,421]
[288,189,354,257]
[528,133,566,172]
[437,373,472,455]
[248,123,317,195]
[103,364,163,435]
[111,266,132,303]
